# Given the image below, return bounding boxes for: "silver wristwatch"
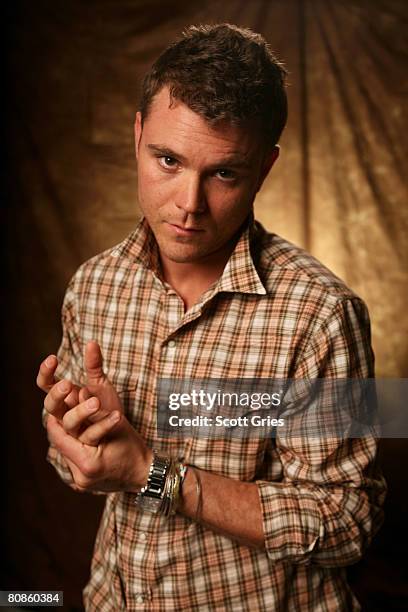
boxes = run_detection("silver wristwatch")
[134,454,171,513]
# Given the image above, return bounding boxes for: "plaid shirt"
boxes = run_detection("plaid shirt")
[46,215,386,611]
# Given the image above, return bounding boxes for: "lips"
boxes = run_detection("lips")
[166,222,204,235]
[173,224,202,231]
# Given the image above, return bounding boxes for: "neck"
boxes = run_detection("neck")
[160,237,238,312]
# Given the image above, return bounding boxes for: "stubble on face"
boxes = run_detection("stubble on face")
[135,87,275,271]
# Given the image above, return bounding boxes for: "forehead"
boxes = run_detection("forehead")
[141,86,262,162]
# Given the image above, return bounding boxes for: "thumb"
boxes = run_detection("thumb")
[84,341,106,383]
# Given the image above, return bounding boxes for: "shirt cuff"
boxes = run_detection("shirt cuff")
[256,480,322,564]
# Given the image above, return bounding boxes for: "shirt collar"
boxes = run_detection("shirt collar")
[113,213,267,296]
[112,216,161,271]
[214,213,267,296]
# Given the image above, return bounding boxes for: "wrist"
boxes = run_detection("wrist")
[133,454,188,516]
[178,466,202,522]
[177,466,197,514]
[128,447,154,493]
[141,447,155,486]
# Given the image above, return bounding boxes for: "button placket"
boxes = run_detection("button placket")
[131,584,153,606]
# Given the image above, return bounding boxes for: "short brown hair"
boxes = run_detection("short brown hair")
[139,23,288,148]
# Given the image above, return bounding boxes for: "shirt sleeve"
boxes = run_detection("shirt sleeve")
[256,297,387,567]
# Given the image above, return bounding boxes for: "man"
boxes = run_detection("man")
[37,24,386,611]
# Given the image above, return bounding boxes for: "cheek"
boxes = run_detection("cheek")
[138,168,167,211]
[140,160,177,196]
[211,189,253,223]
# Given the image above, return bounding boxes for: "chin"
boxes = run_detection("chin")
[164,251,203,264]
[161,244,209,264]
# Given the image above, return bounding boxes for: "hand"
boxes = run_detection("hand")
[37,354,82,418]
[38,340,123,425]
[46,403,153,494]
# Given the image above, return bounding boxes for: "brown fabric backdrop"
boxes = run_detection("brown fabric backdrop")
[4,1,408,610]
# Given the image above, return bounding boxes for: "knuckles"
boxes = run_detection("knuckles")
[73,469,99,491]
[71,478,92,492]
[62,412,76,432]
[61,413,70,430]
[79,458,100,479]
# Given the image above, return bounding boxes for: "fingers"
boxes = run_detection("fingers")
[62,397,100,437]
[84,341,105,383]
[62,395,121,446]
[46,414,86,465]
[79,387,91,403]
[37,355,80,412]
[78,411,121,446]
[64,386,80,409]
[78,387,107,423]
[48,409,120,463]
[44,379,73,420]
[36,355,58,392]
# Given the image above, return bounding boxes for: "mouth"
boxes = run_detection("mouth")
[166,222,204,236]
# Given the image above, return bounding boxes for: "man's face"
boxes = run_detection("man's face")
[134,86,278,269]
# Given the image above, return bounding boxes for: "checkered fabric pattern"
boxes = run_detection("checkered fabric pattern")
[45,215,386,611]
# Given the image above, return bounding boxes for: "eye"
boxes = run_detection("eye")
[215,168,237,181]
[158,155,178,169]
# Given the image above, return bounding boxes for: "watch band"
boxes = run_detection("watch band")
[134,453,189,516]
[135,454,171,513]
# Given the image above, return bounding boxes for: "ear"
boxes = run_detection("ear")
[134,111,143,160]
[256,145,279,192]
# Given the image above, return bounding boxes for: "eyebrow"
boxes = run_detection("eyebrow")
[146,143,252,169]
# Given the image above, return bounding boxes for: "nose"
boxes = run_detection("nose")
[175,173,206,214]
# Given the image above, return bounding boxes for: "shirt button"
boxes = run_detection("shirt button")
[136,594,144,603]
[167,340,176,348]
[139,532,147,541]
